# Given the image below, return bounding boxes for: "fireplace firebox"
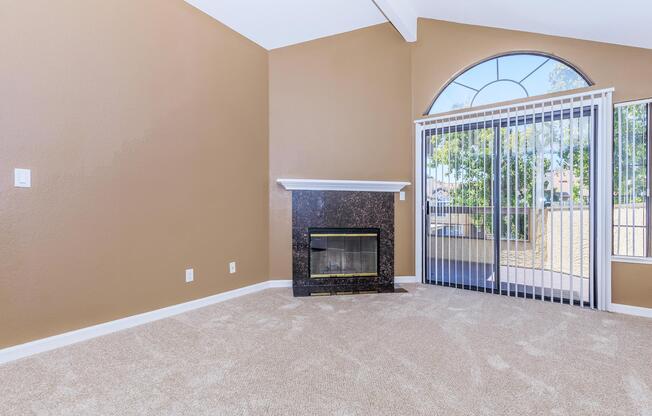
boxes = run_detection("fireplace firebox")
[309,228,379,278]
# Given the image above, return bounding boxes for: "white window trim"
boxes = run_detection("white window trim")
[612,98,652,260]
[611,255,652,265]
[614,98,652,108]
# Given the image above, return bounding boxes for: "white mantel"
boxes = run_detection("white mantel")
[276,179,410,193]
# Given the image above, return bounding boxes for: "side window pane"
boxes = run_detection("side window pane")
[613,103,649,257]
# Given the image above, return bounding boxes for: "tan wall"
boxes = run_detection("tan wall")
[612,262,652,308]
[268,24,414,279]
[0,1,269,348]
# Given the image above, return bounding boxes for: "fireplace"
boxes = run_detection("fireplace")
[291,190,395,296]
[309,228,379,278]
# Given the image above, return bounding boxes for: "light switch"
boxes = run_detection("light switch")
[14,168,31,188]
[185,268,194,283]
[229,262,236,274]
[399,191,406,201]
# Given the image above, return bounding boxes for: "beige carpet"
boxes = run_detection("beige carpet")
[1,284,651,416]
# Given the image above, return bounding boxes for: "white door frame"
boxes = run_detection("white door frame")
[414,88,614,310]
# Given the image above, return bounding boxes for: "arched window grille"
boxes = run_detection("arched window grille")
[427,52,592,115]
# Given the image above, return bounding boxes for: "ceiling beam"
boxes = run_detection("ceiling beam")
[371,0,418,42]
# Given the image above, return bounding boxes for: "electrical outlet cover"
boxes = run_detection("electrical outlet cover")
[14,168,31,188]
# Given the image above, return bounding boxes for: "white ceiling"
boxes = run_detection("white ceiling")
[413,0,652,50]
[184,0,387,50]
[186,0,652,50]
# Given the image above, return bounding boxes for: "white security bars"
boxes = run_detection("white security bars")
[416,89,613,310]
[613,100,651,258]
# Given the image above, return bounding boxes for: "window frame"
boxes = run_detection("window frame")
[646,103,652,257]
[424,51,594,116]
[612,100,652,261]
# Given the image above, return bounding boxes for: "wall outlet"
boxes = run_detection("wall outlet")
[229,262,236,274]
[14,168,31,188]
[185,268,194,283]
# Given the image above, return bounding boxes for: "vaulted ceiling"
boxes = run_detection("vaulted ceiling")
[185,0,652,50]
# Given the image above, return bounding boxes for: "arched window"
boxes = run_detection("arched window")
[427,52,592,115]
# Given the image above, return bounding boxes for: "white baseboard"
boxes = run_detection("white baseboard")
[395,275,419,284]
[266,279,292,288]
[0,279,292,366]
[1,277,422,366]
[608,303,652,318]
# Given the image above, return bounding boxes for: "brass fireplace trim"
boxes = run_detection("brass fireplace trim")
[308,228,380,280]
[310,233,378,238]
[310,272,378,278]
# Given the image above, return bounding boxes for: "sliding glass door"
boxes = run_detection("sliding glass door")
[425,117,496,291]
[424,97,596,306]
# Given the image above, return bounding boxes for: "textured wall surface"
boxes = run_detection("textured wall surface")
[269,24,413,280]
[0,0,269,348]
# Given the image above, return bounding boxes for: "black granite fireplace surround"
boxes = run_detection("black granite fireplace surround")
[292,190,394,296]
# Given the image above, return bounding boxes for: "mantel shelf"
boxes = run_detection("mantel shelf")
[277,179,411,193]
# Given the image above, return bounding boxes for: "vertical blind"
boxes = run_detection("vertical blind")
[420,89,613,308]
[613,101,651,258]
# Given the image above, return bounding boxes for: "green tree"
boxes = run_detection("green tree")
[429,114,592,240]
[613,104,648,205]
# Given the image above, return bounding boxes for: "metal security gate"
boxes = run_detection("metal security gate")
[418,90,613,308]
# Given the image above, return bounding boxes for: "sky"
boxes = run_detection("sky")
[429,54,587,114]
